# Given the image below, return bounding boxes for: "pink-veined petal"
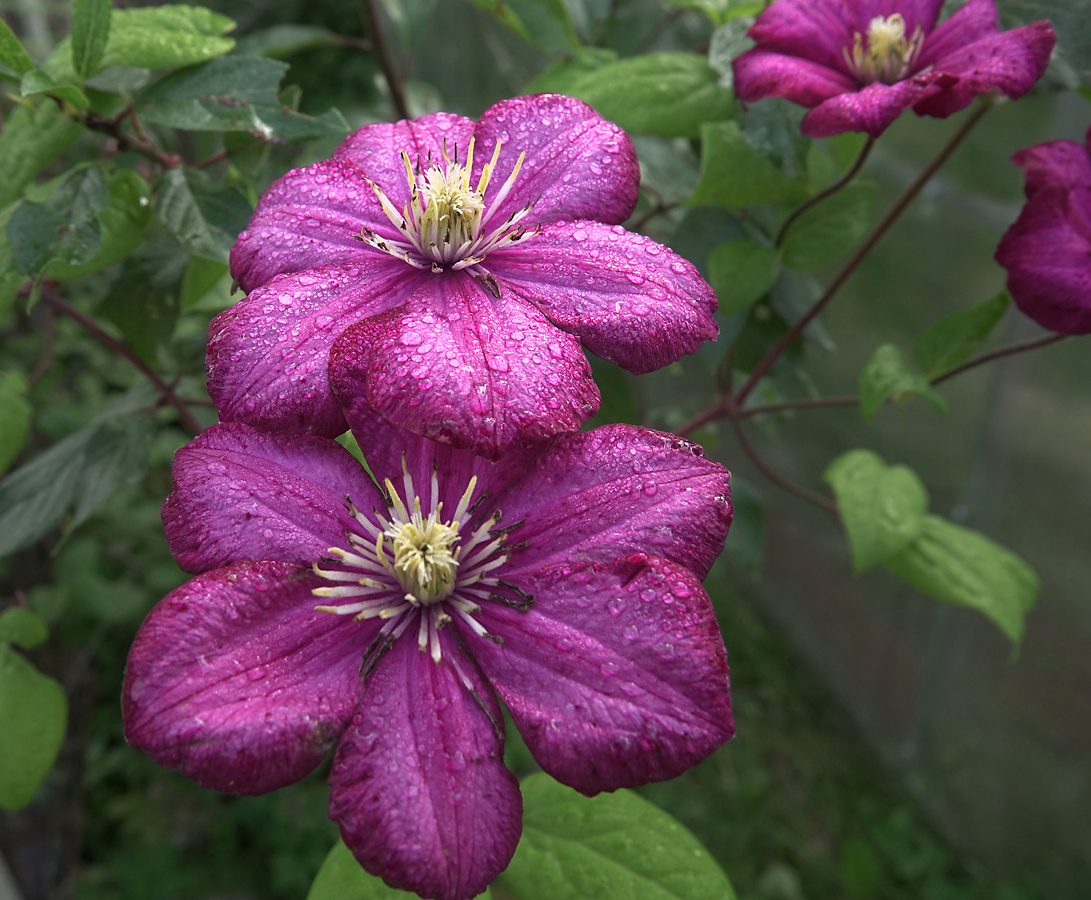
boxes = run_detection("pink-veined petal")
[733,48,859,107]
[746,0,856,71]
[328,273,599,460]
[471,554,733,796]
[489,221,717,374]
[996,185,1091,335]
[229,158,398,293]
[163,424,383,574]
[123,560,371,795]
[801,71,953,137]
[333,112,477,211]
[1013,138,1091,198]
[330,631,521,900]
[471,94,639,228]
[915,0,998,66]
[207,262,424,438]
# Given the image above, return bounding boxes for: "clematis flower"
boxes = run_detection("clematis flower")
[732,0,1055,138]
[123,415,734,900]
[995,125,1091,334]
[209,94,718,459]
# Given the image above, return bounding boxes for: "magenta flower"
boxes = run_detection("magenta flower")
[209,94,718,459]
[123,416,734,900]
[732,0,1054,138]
[995,125,1091,334]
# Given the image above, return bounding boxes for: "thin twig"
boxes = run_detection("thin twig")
[41,288,204,435]
[361,0,409,120]
[740,394,859,417]
[730,417,837,512]
[931,332,1066,386]
[195,137,266,170]
[28,303,57,385]
[676,399,727,438]
[734,99,993,406]
[83,109,181,169]
[775,136,875,247]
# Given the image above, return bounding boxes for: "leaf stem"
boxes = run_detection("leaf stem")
[40,287,204,435]
[361,0,410,121]
[930,332,1067,385]
[734,98,992,407]
[730,416,837,513]
[83,108,181,169]
[775,136,875,248]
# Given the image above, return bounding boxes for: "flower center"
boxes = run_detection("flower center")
[843,14,924,85]
[310,457,533,671]
[357,138,540,276]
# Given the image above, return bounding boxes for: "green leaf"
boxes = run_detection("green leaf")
[912,291,1010,379]
[884,515,1039,645]
[72,0,113,80]
[858,344,948,420]
[0,372,31,476]
[668,0,762,26]
[0,644,67,810]
[8,167,107,278]
[524,47,617,95]
[155,167,252,263]
[558,53,733,139]
[0,17,35,76]
[234,24,340,58]
[0,202,23,321]
[466,0,578,54]
[179,255,229,310]
[708,239,778,316]
[44,5,235,82]
[501,773,737,900]
[19,69,90,111]
[824,450,929,574]
[0,607,48,649]
[307,840,491,899]
[137,57,349,142]
[707,16,755,89]
[0,100,85,208]
[690,121,807,208]
[100,250,182,361]
[780,182,877,272]
[0,388,155,558]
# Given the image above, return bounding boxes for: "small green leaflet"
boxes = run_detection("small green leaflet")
[0,372,31,476]
[0,17,36,76]
[137,57,348,142]
[72,0,113,81]
[500,773,737,900]
[690,121,808,208]
[19,69,90,111]
[884,515,1039,646]
[0,607,67,812]
[307,840,492,899]
[859,344,948,420]
[707,17,755,89]
[912,291,1010,379]
[824,449,929,574]
[780,182,877,272]
[708,239,778,316]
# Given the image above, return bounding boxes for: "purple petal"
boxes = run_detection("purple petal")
[163,424,383,575]
[996,185,1091,335]
[207,262,424,438]
[328,272,599,460]
[471,554,733,795]
[490,425,731,580]
[229,158,396,293]
[488,221,718,373]
[1013,139,1091,198]
[733,48,858,107]
[333,113,477,212]
[915,0,997,66]
[329,631,521,900]
[471,94,640,228]
[747,0,856,72]
[123,560,369,795]
[801,72,953,138]
[912,21,1055,118]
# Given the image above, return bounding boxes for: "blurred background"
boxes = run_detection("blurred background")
[0,0,1088,898]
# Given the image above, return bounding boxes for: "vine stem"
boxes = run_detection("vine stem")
[930,331,1066,385]
[40,288,204,435]
[83,107,181,169]
[730,417,838,512]
[734,98,993,407]
[775,136,875,247]
[361,0,410,121]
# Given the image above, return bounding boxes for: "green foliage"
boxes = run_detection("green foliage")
[0,17,36,76]
[824,450,929,574]
[0,372,31,476]
[859,344,948,420]
[0,608,67,811]
[501,774,737,900]
[670,0,763,27]
[138,57,349,141]
[884,515,1039,646]
[912,291,1010,378]
[0,100,85,207]
[234,24,343,59]
[707,16,756,90]
[72,0,114,81]
[465,0,578,54]
[307,841,492,899]
[155,168,252,263]
[708,238,778,316]
[690,121,808,208]
[780,182,877,272]
[45,5,236,82]
[20,68,90,111]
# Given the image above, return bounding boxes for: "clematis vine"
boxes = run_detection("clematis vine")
[732,0,1055,138]
[124,415,734,900]
[210,94,718,459]
[995,125,1091,335]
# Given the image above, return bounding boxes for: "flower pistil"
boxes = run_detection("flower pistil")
[844,14,925,84]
